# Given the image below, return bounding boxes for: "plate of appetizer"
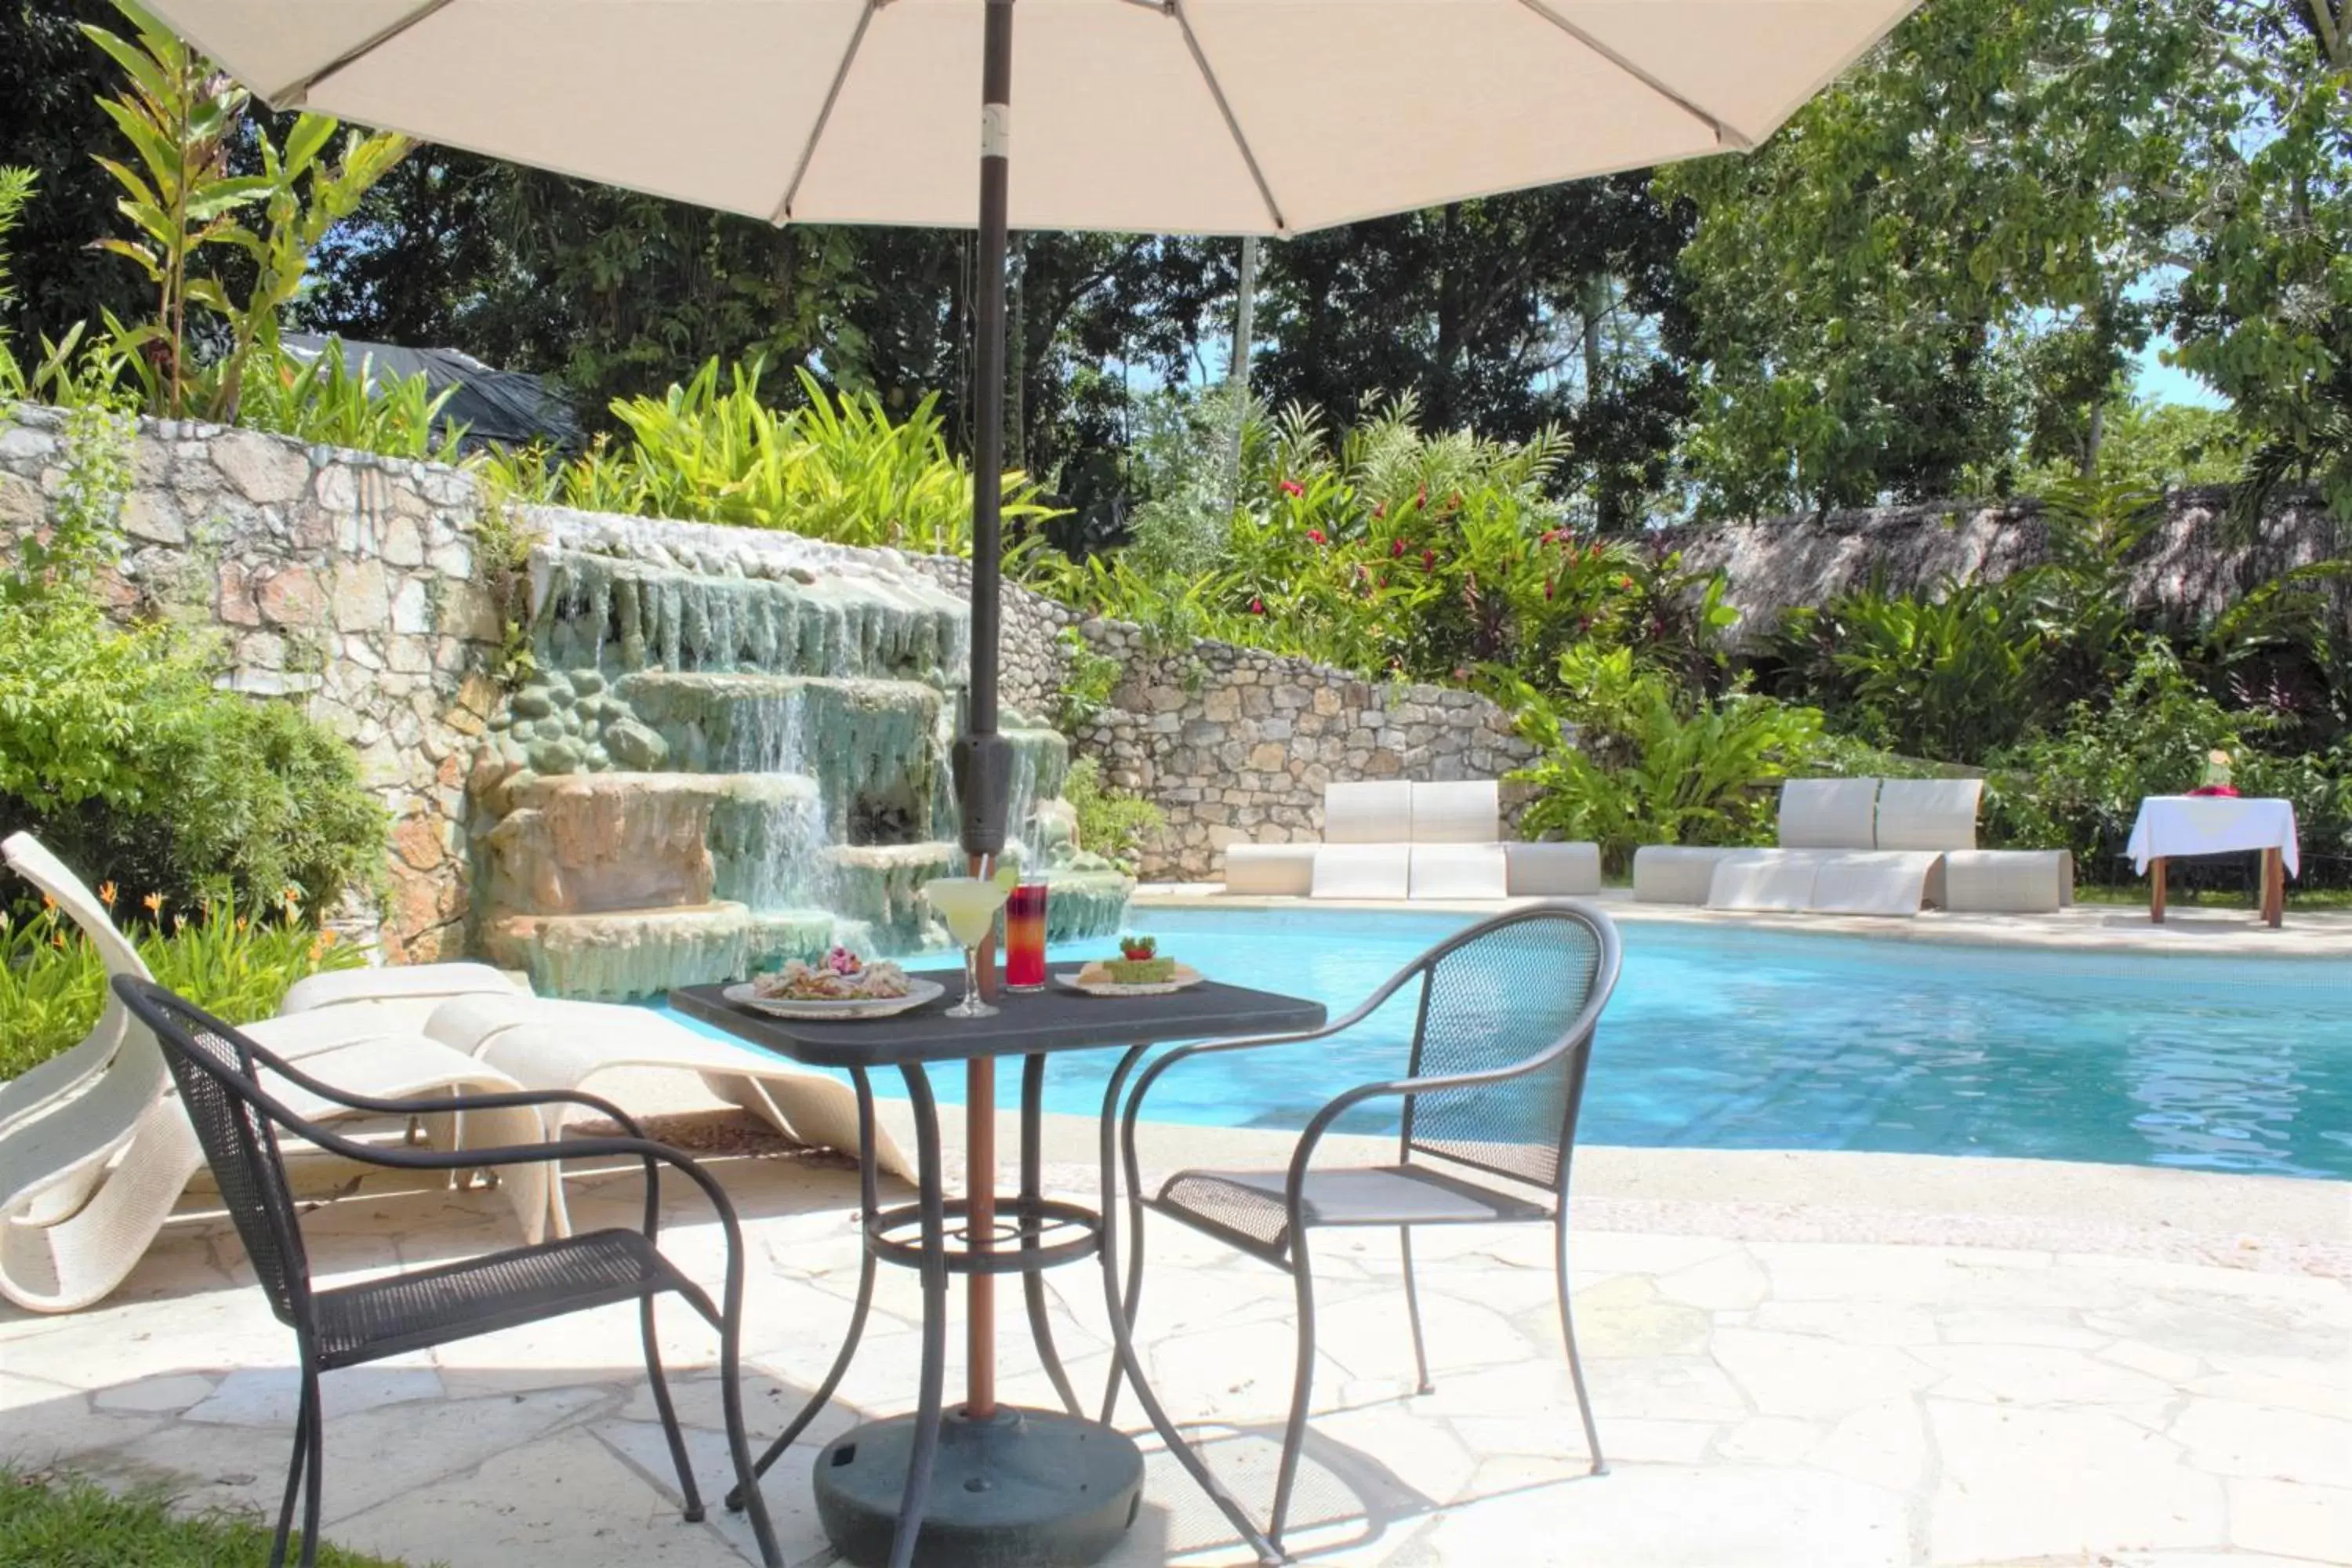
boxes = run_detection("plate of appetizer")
[1054,935,1205,997]
[724,949,942,1020]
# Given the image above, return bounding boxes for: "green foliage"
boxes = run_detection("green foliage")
[2016,397,2252,495]
[481,360,1057,554]
[82,0,412,422]
[0,409,385,913]
[0,890,365,1080]
[235,340,465,463]
[1051,626,1123,731]
[0,1468,413,1568]
[1780,579,2047,760]
[1061,756,1164,875]
[1502,648,1828,874]
[1984,644,2352,884]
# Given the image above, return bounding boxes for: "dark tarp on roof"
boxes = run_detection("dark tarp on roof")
[282,333,583,452]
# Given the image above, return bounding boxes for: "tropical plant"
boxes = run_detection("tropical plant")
[1061,756,1164,874]
[481,358,1057,554]
[1780,578,2048,761]
[1051,626,1123,731]
[82,0,409,420]
[1502,648,1828,873]
[235,339,466,463]
[0,889,365,1080]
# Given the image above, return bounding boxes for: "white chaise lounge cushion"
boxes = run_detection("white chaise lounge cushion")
[1875,778,1984,852]
[1323,782,1414,844]
[1807,851,1942,916]
[1408,844,1509,899]
[1943,850,2074,913]
[426,995,917,1221]
[1632,845,1735,904]
[1506,841,1601,897]
[1777,779,1881,850]
[1705,850,1822,911]
[280,962,527,1016]
[1409,781,1501,844]
[1310,844,1411,899]
[1223,843,1317,896]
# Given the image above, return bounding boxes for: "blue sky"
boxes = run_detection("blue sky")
[2132,339,2230,409]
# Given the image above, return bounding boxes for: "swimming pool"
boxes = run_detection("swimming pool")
[660,909,2352,1179]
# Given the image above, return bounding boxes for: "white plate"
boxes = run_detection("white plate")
[722,977,946,1021]
[1052,964,1205,998]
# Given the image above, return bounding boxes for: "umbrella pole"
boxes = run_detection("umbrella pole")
[956,0,1018,1428]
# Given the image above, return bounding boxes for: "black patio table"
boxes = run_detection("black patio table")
[670,968,1326,1568]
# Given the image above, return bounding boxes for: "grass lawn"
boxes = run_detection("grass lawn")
[0,1470,425,1567]
[2072,883,2352,910]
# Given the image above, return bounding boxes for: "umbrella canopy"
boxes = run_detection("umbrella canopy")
[146,0,1913,237]
[142,0,1919,858]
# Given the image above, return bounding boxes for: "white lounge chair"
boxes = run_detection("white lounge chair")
[0,834,549,1313]
[425,993,916,1235]
[1875,779,2073,913]
[1310,781,1415,898]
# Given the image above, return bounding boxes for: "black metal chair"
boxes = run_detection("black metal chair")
[111,975,782,1568]
[1105,902,1622,1544]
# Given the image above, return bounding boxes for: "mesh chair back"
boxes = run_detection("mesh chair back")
[112,978,313,1327]
[1402,906,1615,1192]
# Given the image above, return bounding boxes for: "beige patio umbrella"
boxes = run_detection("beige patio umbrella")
[130,2,1920,1564]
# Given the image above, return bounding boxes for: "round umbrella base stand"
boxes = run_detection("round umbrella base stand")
[814,1405,1145,1567]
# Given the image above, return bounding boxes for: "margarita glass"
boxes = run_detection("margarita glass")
[925,875,1012,1018]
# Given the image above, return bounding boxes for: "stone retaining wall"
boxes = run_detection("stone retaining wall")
[1070,622,1537,882]
[1,405,501,961]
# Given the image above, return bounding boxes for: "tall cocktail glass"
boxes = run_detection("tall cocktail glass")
[1004,882,1048,991]
[925,876,1011,1018]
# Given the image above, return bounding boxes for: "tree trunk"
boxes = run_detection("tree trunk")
[1581,273,1609,406]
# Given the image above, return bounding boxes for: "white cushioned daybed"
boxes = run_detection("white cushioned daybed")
[1223,781,1597,901]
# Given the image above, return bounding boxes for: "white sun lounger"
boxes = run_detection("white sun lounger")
[1311,781,1415,898]
[425,993,917,1235]
[0,834,548,1314]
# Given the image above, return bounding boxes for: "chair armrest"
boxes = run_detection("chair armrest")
[1282,1033,1592,1196]
[249,1039,647,1140]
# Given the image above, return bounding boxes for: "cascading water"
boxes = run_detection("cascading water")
[467,517,1132,1000]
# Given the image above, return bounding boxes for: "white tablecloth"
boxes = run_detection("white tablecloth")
[2126,797,2300,877]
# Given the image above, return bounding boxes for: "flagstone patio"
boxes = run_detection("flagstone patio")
[1,1131,2345,1567]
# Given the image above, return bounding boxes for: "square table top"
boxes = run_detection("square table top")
[670,967,1328,1069]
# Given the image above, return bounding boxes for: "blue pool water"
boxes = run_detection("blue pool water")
[662,909,2352,1179]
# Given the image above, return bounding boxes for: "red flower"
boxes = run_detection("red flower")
[1421,548,1436,570]
[1306,528,1327,546]
[1390,538,1406,557]
[1250,597,1265,614]
[1617,575,1635,590]
[1373,503,1386,519]
[1544,578,1555,600]
[1414,487,1428,508]
[1278,478,1305,497]
[1541,528,1564,546]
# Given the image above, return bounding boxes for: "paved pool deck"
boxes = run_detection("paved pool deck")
[1132,884,2352,958]
[3,1127,2345,1568]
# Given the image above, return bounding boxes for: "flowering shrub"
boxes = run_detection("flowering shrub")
[0,889,364,1080]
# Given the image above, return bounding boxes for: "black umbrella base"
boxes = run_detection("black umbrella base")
[814,1406,1145,1567]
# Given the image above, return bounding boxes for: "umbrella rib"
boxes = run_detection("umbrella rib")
[266,0,461,109]
[771,0,886,224]
[1168,1,1287,234]
[1514,0,1752,149]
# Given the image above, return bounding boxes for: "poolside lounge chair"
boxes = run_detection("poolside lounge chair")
[1875,779,2073,913]
[0,834,550,1314]
[425,993,916,1234]
[1228,781,1599,900]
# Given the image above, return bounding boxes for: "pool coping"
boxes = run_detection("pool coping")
[867,1101,2352,1278]
[1131,884,2352,958]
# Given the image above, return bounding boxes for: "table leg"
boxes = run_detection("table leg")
[891,1064,950,1568]
[967,1057,996,1419]
[1095,1045,1287,1567]
[1020,1051,1083,1418]
[2151,857,2167,924]
[2263,848,2285,927]
[726,1069,884,1508]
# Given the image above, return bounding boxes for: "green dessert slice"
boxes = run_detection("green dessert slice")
[1102,956,1176,984]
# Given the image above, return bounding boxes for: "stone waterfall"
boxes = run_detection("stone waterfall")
[466,516,1131,1000]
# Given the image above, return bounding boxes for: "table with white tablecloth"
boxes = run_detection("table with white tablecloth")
[2125,796,2300,927]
